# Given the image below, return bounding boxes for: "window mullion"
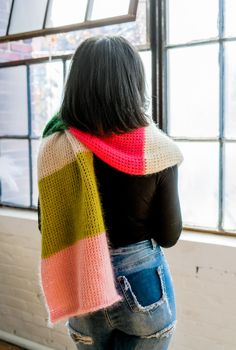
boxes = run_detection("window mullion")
[150,0,158,124]
[218,0,225,230]
[43,0,50,29]
[63,58,67,84]
[151,0,167,130]
[26,65,33,208]
[162,0,168,133]
[6,0,14,35]
[128,0,139,16]
[85,0,95,21]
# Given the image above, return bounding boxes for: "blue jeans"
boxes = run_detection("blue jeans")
[65,239,177,349]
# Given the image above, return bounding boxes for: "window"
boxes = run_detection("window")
[162,0,236,233]
[1,0,235,236]
[0,61,64,207]
[0,0,150,209]
[0,0,138,43]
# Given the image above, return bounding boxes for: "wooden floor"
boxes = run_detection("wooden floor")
[0,340,26,350]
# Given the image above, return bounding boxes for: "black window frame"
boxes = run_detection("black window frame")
[0,0,139,43]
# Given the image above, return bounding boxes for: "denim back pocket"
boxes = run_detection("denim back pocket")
[117,265,167,313]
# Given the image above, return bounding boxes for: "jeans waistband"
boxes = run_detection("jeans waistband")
[110,239,163,274]
[110,238,160,255]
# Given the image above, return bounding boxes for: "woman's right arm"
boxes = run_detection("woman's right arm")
[148,165,182,248]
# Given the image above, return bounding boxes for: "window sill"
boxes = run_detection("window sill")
[180,230,236,248]
[0,207,236,248]
[0,206,36,221]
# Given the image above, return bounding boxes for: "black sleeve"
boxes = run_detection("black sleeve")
[37,197,41,233]
[148,165,182,248]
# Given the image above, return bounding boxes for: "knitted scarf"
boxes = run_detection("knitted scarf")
[37,114,183,326]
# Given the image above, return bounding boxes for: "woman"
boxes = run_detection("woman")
[37,36,183,350]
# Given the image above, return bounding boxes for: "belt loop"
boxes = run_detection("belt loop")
[151,238,157,250]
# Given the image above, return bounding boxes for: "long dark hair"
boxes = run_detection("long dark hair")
[60,35,150,136]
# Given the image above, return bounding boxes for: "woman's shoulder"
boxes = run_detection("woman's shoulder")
[37,131,71,179]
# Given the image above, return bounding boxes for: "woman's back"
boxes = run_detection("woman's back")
[93,155,182,248]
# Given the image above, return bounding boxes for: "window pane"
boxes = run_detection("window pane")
[224,143,236,231]
[0,66,28,136]
[167,0,218,44]
[0,1,147,64]
[46,0,87,28]
[9,0,47,34]
[139,50,151,116]
[177,142,219,228]
[0,0,12,36]
[30,61,64,137]
[225,0,236,37]
[225,42,236,139]
[91,0,130,20]
[32,139,40,207]
[168,45,219,137]
[0,139,30,206]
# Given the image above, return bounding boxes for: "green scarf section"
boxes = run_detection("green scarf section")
[42,113,67,138]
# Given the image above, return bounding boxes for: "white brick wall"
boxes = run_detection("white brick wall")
[0,208,73,350]
[165,235,236,350]
[0,208,236,350]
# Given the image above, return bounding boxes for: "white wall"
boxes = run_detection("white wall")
[0,208,72,350]
[165,234,236,350]
[0,208,236,350]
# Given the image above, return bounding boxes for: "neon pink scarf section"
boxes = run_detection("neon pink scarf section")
[69,121,183,175]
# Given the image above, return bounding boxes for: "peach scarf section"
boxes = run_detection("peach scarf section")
[40,233,123,325]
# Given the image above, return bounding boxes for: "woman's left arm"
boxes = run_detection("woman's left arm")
[148,165,182,248]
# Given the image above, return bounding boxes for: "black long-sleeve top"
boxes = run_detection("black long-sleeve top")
[38,156,182,249]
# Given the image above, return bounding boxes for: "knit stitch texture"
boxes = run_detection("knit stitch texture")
[37,115,183,326]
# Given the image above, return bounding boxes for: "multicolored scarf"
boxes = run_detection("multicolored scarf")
[37,115,183,326]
